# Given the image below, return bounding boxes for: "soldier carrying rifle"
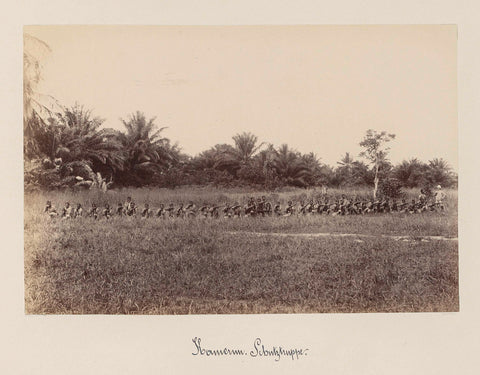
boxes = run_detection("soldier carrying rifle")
[165,203,175,218]
[285,201,295,216]
[103,204,112,219]
[185,201,197,218]
[434,185,446,211]
[273,201,282,216]
[209,205,220,218]
[223,203,232,218]
[88,203,98,219]
[156,203,165,218]
[44,200,58,218]
[74,203,83,218]
[116,202,124,216]
[141,203,153,218]
[245,198,256,217]
[231,202,242,218]
[61,202,73,219]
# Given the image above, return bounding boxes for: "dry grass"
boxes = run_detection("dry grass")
[24,187,458,314]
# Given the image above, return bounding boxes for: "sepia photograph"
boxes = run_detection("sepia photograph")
[23,25,458,315]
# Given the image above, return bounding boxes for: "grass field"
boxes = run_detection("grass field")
[24,187,458,314]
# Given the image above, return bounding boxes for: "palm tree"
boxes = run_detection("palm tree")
[205,132,265,182]
[393,158,427,188]
[24,33,63,159]
[272,144,312,187]
[337,152,354,170]
[300,152,323,186]
[426,158,454,187]
[25,105,126,190]
[193,144,238,174]
[336,152,355,185]
[230,132,264,165]
[58,105,125,174]
[350,160,371,185]
[253,144,276,171]
[118,111,174,185]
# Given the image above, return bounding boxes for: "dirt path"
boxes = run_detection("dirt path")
[227,231,458,242]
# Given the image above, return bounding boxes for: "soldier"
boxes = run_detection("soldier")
[383,198,391,213]
[417,199,428,213]
[245,198,256,217]
[263,197,272,216]
[391,199,398,212]
[88,203,98,219]
[375,198,383,213]
[408,199,418,214]
[331,199,341,216]
[299,200,307,215]
[415,193,426,212]
[398,199,408,213]
[185,201,197,218]
[156,203,165,218]
[231,202,242,218]
[44,200,52,213]
[61,202,73,219]
[166,203,175,218]
[141,203,152,218]
[350,200,360,215]
[199,204,209,218]
[316,200,324,214]
[126,202,137,217]
[360,200,368,214]
[223,203,232,218]
[305,200,314,215]
[176,203,185,218]
[209,205,220,218]
[363,200,374,214]
[116,202,124,216]
[123,196,134,213]
[321,198,330,214]
[273,201,282,216]
[419,189,428,205]
[256,197,265,217]
[427,200,437,212]
[434,185,446,211]
[284,201,295,216]
[102,204,112,219]
[355,199,363,214]
[44,200,58,218]
[74,203,83,218]
[325,199,335,215]
[344,197,353,215]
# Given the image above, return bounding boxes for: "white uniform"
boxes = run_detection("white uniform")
[434,190,446,204]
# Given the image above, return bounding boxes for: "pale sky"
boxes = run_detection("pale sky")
[25,25,457,169]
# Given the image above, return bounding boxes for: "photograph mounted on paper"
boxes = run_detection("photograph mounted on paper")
[23,25,458,314]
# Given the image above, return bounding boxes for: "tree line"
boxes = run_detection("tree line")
[24,105,456,194]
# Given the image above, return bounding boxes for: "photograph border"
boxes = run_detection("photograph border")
[3,0,479,374]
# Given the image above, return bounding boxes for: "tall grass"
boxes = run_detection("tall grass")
[25,186,458,212]
[24,187,458,314]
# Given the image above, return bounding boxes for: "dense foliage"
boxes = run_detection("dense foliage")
[24,106,457,193]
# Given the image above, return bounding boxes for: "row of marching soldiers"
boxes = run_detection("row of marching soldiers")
[43,187,447,220]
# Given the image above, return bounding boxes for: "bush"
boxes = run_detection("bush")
[379,178,404,199]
